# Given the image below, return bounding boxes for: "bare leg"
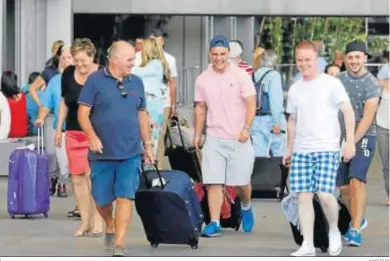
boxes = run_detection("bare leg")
[114,198,133,247]
[72,174,91,236]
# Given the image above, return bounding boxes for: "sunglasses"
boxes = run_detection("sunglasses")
[116,81,127,98]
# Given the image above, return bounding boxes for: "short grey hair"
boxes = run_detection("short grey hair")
[260,49,278,67]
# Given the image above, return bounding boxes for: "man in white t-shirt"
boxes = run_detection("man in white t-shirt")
[284,41,356,257]
[0,91,11,139]
[135,29,178,168]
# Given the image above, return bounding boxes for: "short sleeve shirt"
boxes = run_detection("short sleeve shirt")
[194,64,256,139]
[338,71,381,136]
[40,66,59,85]
[286,73,350,153]
[78,68,146,161]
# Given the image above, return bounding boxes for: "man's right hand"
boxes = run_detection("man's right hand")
[282,149,292,166]
[89,135,103,154]
[193,135,201,150]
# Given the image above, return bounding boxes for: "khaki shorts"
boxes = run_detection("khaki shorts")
[201,136,255,186]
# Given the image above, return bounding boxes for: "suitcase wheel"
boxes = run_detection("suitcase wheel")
[320,247,327,253]
[191,244,198,250]
[235,225,240,231]
[151,243,159,249]
[24,214,32,219]
[9,214,15,219]
[44,213,48,218]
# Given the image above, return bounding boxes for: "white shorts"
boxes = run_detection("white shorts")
[201,136,255,186]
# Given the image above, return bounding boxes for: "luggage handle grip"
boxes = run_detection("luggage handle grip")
[36,125,44,155]
[141,160,165,190]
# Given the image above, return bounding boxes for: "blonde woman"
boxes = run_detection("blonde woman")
[55,38,103,236]
[132,38,170,158]
[253,47,265,71]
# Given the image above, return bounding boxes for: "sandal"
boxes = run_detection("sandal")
[90,231,103,237]
[67,207,81,218]
[73,228,91,237]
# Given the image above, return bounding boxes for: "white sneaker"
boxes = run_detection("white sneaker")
[291,241,316,256]
[328,230,342,256]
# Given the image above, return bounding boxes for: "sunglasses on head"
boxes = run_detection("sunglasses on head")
[116,81,127,98]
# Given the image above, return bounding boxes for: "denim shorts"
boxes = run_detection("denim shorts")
[90,155,141,207]
[336,135,376,186]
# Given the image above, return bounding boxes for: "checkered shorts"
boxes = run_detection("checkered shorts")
[289,151,340,193]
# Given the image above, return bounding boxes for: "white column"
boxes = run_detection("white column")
[15,0,47,86]
[236,16,255,63]
[46,0,72,59]
[0,0,5,73]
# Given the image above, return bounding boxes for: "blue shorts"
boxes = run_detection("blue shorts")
[336,136,376,186]
[289,151,340,193]
[90,155,141,207]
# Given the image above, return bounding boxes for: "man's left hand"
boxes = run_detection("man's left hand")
[143,144,155,165]
[238,128,250,143]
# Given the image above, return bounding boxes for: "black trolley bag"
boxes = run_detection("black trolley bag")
[251,130,290,200]
[165,116,202,182]
[279,165,352,253]
[135,162,203,249]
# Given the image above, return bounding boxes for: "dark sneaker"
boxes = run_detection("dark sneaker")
[50,178,58,196]
[105,233,115,252]
[112,246,125,257]
[57,184,68,198]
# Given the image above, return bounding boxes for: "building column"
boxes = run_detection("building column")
[236,16,255,63]
[0,0,5,73]
[46,0,72,58]
[213,16,236,39]
[14,0,47,86]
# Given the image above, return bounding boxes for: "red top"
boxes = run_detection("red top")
[238,61,254,75]
[7,94,28,138]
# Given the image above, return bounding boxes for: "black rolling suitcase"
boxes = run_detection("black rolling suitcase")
[165,116,203,182]
[251,131,289,200]
[135,163,203,249]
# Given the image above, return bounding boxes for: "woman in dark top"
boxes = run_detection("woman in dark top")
[29,40,66,106]
[54,38,103,237]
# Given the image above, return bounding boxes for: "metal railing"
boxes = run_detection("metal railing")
[176,63,387,106]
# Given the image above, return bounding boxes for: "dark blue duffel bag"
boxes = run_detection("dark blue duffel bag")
[135,163,203,249]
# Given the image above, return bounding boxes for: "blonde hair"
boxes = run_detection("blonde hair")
[253,47,265,71]
[141,38,171,84]
[51,40,64,56]
[71,38,96,58]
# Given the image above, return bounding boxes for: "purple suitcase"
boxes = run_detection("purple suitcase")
[7,127,50,218]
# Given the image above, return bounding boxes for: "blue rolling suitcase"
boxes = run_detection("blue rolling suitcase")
[135,164,203,249]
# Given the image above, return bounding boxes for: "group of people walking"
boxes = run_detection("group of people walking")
[2,28,387,257]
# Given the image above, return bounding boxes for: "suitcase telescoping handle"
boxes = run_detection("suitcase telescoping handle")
[169,115,186,148]
[36,124,44,155]
[140,160,166,190]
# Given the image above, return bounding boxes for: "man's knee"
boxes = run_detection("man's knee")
[298,192,314,205]
[349,178,365,193]
[317,192,336,209]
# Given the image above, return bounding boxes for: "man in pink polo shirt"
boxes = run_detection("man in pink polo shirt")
[193,35,257,237]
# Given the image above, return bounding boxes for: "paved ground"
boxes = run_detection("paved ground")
[0,152,388,257]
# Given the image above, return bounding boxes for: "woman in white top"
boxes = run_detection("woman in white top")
[376,63,389,205]
[0,91,11,140]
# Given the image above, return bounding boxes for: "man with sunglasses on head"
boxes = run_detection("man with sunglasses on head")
[78,40,154,257]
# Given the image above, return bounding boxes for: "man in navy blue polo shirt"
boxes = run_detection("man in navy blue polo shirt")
[78,41,154,257]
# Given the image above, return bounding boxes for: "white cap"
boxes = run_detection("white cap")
[229,41,243,58]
